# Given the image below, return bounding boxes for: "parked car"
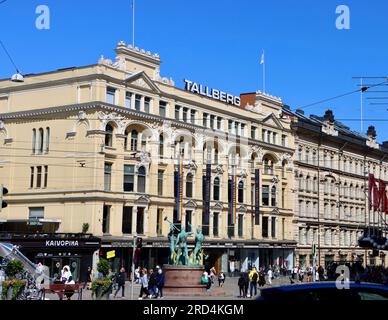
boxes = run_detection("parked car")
[257,282,388,301]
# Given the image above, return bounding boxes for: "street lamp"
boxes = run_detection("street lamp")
[11,70,24,83]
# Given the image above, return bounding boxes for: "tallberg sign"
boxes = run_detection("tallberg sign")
[184,79,241,107]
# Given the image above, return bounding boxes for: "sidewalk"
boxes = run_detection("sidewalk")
[43,276,295,300]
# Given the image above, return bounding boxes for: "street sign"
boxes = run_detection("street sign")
[106,250,115,259]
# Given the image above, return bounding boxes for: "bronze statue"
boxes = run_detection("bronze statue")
[165,217,179,264]
[175,223,193,265]
[193,226,205,265]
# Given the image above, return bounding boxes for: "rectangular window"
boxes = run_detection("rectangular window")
[136,207,145,234]
[281,135,287,147]
[251,127,256,139]
[282,218,285,240]
[238,214,244,237]
[144,97,151,113]
[157,209,163,236]
[159,101,167,117]
[262,130,266,142]
[175,106,181,120]
[122,206,133,234]
[271,217,276,238]
[29,207,44,220]
[135,94,142,111]
[36,166,42,188]
[124,165,135,192]
[183,107,188,122]
[282,188,285,208]
[158,170,164,196]
[217,117,222,130]
[30,167,34,188]
[106,87,116,104]
[272,132,277,145]
[262,185,269,206]
[185,210,192,233]
[102,205,110,234]
[213,212,219,237]
[125,92,133,108]
[191,110,196,124]
[210,115,215,129]
[44,166,48,188]
[203,113,208,127]
[262,217,268,238]
[104,163,112,191]
[228,120,233,131]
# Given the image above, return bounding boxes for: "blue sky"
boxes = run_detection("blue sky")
[1,0,388,141]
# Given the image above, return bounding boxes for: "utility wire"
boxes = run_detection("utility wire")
[0,39,20,72]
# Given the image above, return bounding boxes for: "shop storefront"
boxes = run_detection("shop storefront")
[0,233,101,281]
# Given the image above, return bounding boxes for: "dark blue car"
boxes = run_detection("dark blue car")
[257,282,388,301]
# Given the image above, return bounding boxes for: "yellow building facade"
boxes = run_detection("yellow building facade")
[0,41,296,277]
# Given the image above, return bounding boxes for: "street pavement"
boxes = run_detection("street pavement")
[43,275,294,301]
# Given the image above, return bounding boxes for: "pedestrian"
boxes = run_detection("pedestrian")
[315,267,320,282]
[267,268,273,285]
[299,268,304,282]
[135,267,140,284]
[210,267,217,284]
[218,272,225,287]
[238,273,245,298]
[243,270,250,297]
[148,269,157,298]
[258,269,266,287]
[249,267,259,297]
[156,266,165,298]
[113,267,126,298]
[138,268,149,299]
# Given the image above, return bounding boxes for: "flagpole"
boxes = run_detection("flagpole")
[132,0,135,47]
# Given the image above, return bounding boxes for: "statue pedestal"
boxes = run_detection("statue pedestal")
[163,265,206,296]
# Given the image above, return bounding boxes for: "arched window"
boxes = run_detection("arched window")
[105,124,113,147]
[238,181,244,203]
[38,128,44,154]
[186,173,193,198]
[141,134,147,152]
[131,130,138,151]
[214,149,219,165]
[137,166,146,193]
[179,137,185,156]
[306,176,311,191]
[298,147,303,161]
[45,127,50,153]
[159,134,164,157]
[263,157,273,175]
[213,177,220,201]
[32,129,36,154]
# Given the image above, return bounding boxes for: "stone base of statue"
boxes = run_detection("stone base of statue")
[163,265,206,296]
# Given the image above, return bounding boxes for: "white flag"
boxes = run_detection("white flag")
[260,50,265,65]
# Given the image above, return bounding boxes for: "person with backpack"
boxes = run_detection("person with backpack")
[238,273,246,298]
[243,270,250,297]
[249,267,259,297]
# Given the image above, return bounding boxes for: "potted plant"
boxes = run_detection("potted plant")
[82,223,89,234]
[91,259,112,300]
[1,259,27,300]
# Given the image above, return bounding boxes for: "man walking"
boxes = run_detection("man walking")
[267,268,273,285]
[113,267,126,298]
[249,267,259,297]
[156,266,165,299]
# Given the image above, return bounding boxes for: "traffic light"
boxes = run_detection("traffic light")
[0,185,8,211]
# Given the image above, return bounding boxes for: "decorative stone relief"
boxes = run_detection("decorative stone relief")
[99,111,125,134]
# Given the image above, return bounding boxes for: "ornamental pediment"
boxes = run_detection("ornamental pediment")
[124,71,161,94]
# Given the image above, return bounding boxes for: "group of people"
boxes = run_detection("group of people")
[201,267,226,291]
[291,265,326,283]
[238,266,272,298]
[138,265,165,299]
